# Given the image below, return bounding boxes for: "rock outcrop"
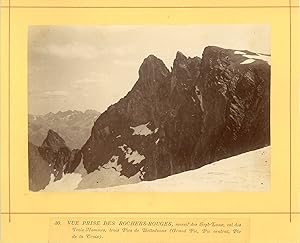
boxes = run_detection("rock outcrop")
[29,129,82,190]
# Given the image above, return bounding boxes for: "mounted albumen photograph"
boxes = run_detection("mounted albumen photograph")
[28,25,271,192]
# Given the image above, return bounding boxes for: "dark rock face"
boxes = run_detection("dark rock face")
[78,46,270,184]
[192,46,270,166]
[38,129,72,180]
[80,55,172,177]
[40,129,68,153]
[28,142,52,191]
[29,129,82,190]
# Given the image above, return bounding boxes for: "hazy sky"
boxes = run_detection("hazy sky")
[28,25,270,115]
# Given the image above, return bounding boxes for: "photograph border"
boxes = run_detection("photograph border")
[0,0,298,224]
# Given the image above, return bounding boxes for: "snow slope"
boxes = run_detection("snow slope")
[43,146,270,192]
[234,50,271,65]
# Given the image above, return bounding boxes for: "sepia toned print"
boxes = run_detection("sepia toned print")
[28,25,270,192]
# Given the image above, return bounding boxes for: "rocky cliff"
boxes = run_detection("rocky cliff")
[29,129,81,191]
[28,142,52,191]
[78,46,270,184]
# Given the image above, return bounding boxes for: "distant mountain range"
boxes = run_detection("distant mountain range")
[28,109,100,149]
[28,46,270,191]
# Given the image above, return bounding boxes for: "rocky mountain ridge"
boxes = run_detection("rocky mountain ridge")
[28,109,100,149]
[29,46,270,191]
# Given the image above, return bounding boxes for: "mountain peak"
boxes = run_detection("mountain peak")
[172,51,201,81]
[139,54,167,69]
[173,51,188,68]
[175,51,187,61]
[145,54,159,61]
[48,129,57,135]
[138,54,170,81]
[41,129,67,152]
[84,109,99,115]
[203,45,224,53]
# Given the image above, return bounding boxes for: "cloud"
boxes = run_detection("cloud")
[71,77,103,89]
[112,59,138,67]
[73,78,98,84]
[108,46,136,56]
[41,90,68,98]
[33,42,99,60]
